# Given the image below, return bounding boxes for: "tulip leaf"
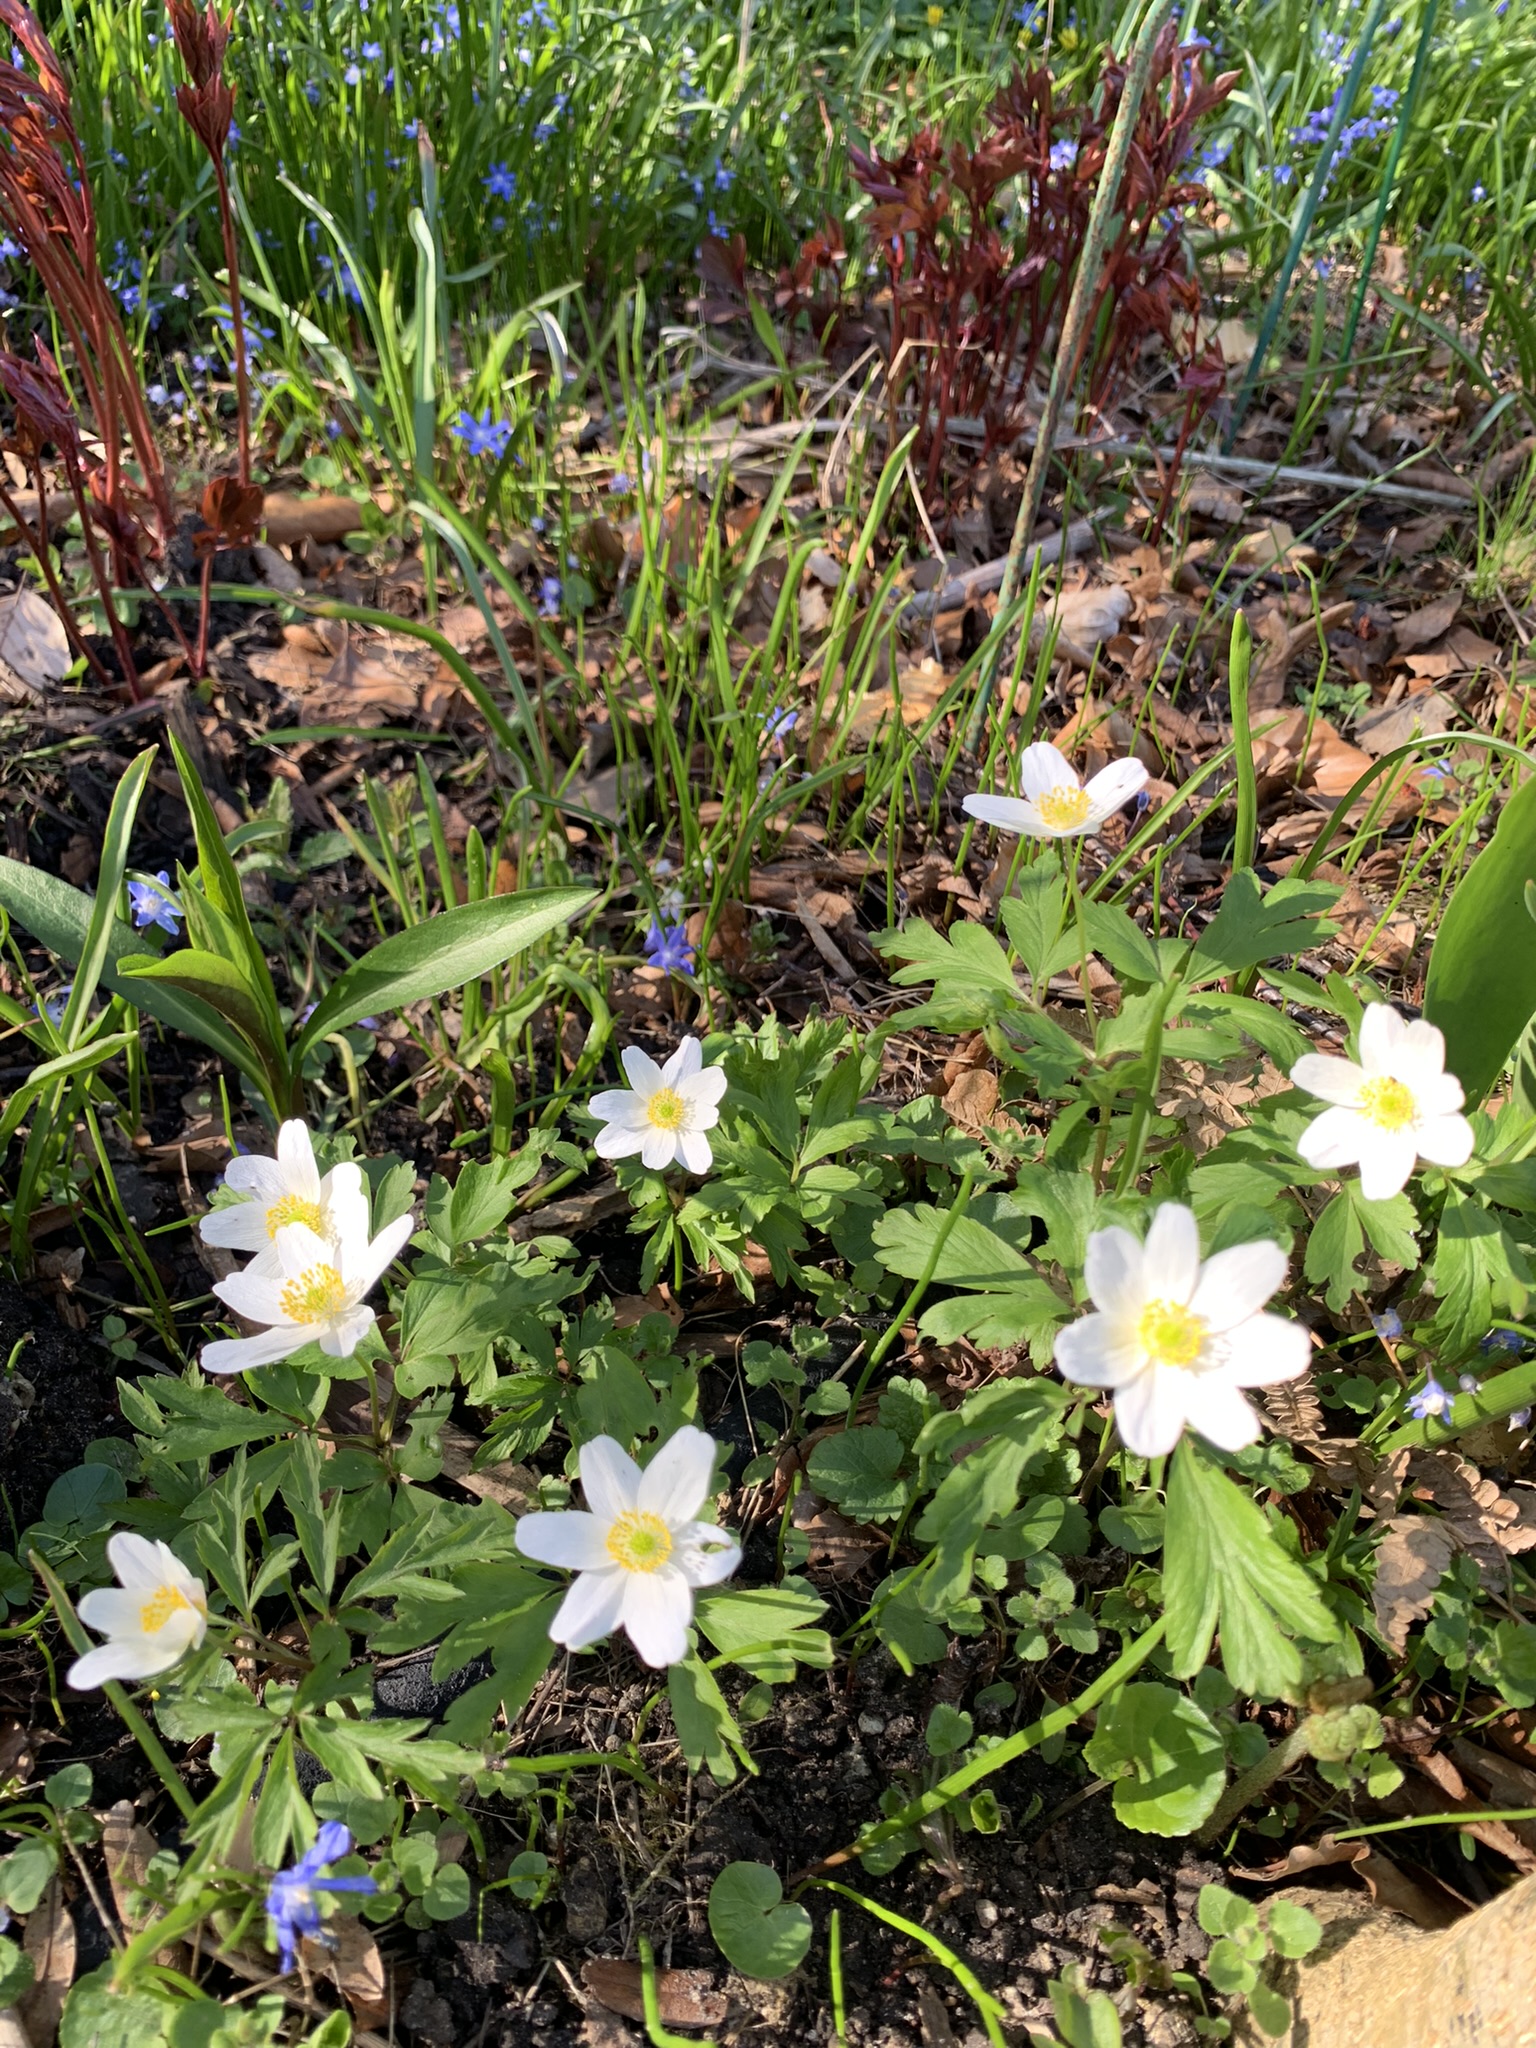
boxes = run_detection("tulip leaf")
[291,886,593,1062]
[707,1862,812,1980]
[1424,773,1536,1102]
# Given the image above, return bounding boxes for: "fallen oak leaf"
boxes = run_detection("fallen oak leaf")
[1371,1515,1455,1654]
[582,1960,728,2028]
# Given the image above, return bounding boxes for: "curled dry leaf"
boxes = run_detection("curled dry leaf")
[1407,1449,1536,1571]
[1233,1833,1462,1930]
[305,1916,390,2029]
[19,1878,75,2048]
[1372,1515,1455,1654]
[581,1960,728,2028]
[790,1486,885,1581]
[0,588,70,698]
[1262,1375,1324,1442]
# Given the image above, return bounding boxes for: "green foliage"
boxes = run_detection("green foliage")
[707,1863,813,1980]
[1425,776,1536,1101]
[1083,1683,1226,1836]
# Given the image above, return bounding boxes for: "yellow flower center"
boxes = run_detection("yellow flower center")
[1138,1298,1208,1370]
[139,1585,195,1634]
[1358,1076,1417,1132]
[1033,784,1093,832]
[646,1087,687,1131]
[278,1263,349,1324]
[605,1511,674,1573]
[266,1193,325,1239]
[927,4,943,21]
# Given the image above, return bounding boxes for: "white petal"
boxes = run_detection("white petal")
[1296,1104,1368,1172]
[589,1089,645,1125]
[68,1641,159,1689]
[318,1306,375,1358]
[637,1426,718,1523]
[962,793,1042,837]
[550,1568,628,1651]
[1225,1312,1312,1387]
[212,1268,292,1325]
[1083,1225,1147,1316]
[595,1122,648,1160]
[515,1511,614,1571]
[662,1037,703,1087]
[78,1588,150,1633]
[1356,1128,1419,1202]
[273,1221,333,1278]
[1290,1053,1365,1106]
[1054,1313,1146,1388]
[1112,1367,1190,1458]
[1185,1380,1264,1453]
[673,1525,743,1588]
[1189,1240,1286,1331]
[1357,1002,1404,1071]
[621,1569,693,1667]
[343,1212,414,1295]
[679,1064,728,1108]
[104,1533,171,1589]
[201,1327,305,1375]
[1414,1113,1475,1170]
[621,1046,665,1096]
[640,1127,681,1171]
[675,1128,714,1175]
[322,1162,370,1250]
[1143,1204,1201,1305]
[1081,757,1149,824]
[223,1156,285,1200]
[1414,1071,1466,1118]
[1016,741,1078,799]
[160,1604,207,1659]
[276,1120,322,1200]
[197,1204,270,1252]
[580,1437,642,1521]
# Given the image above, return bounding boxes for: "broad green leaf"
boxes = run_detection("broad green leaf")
[1164,1438,1337,1697]
[0,859,269,1089]
[1429,1190,1531,1357]
[62,745,155,1048]
[694,1584,832,1681]
[806,1427,909,1522]
[120,947,276,1056]
[292,886,592,1060]
[1425,775,1536,1101]
[424,1155,534,1245]
[0,1934,33,2010]
[872,920,1026,1027]
[0,1031,134,1147]
[166,730,279,1036]
[1083,1682,1226,1836]
[997,862,1073,985]
[1047,1970,1123,2048]
[707,1862,812,1980]
[872,1206,1033,1287]
[1187,870,1339,984]
[669,1654,753,1783]
[1305,1185,1418,1313]
[1266,1899,1323,1959]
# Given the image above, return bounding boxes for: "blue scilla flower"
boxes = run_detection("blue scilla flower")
[485,161,517,202]
[38,983,72,1028]
[761,707,798,746]
[539,574,562,616]
[128,872,182,936]
[1406,1373,1454,1422]
[266,1824,377,1974]
[1371,1307,1404,1342]
[643,919,697,976]
[451,409,513,460]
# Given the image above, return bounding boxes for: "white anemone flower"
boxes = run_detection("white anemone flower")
[68,1533,208,1689]
[199,1119,369,1276]
[589,1038,727,1174]
[514,1427,741,1668]
[963,740,1148,840]
[202,1213,415,1375]
[1054,1204,1311,1458]
[1291,1003,1474,1202]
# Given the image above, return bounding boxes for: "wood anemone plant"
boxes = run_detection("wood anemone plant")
[0,0,174,560]
[849,30,1239,497]
[164,0,251,490]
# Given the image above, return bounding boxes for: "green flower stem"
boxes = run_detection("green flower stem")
[1113,966,1183,1195]
[1227,612,1258,877]
[1376,1355,1536,1456]
[1197,1720,1312,1845]
[31,1552,197,1824]
[843,1168,976,1424]
[500,1749,657,1790]
[804,1880,1006,2048]
[1333,1806,1536,1843]
[795,1613,1167,1878]
[638,1932,718,2048]
[112,1887,223,1991]
[969,0,1178,748]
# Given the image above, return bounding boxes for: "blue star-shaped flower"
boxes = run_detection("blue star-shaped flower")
[451,409,513,460]
[266,1823,378,1974]
[127,872,182,935]
[1406,1374,1454,1422]
[485,161,517,201]
[643,919,697,977]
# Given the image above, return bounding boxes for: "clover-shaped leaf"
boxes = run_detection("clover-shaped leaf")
[707,1862,812,1980]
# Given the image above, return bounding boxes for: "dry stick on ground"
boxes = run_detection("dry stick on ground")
[967,0,1180,750]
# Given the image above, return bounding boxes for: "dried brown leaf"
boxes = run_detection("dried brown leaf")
[1372,1515,1455,1653]
[1262,1375,1323,1442]
[19,1879,75,2048]
[1391,594,1461,654]
[1407,1449,1536,1569]
[790,1487,884,1581]
[581,1960,727,2028]
[306,1917,389,2028]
